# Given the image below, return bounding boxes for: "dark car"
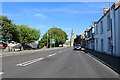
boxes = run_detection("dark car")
[73,43,81,50]
[0,42,7,49]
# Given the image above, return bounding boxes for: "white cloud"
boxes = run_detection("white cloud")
[2,13,13,16]
[33,4,103,15]
[71,10,102,14]
[34,13,47,18]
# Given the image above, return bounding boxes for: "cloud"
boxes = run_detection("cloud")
[34,13,47,18]
[62,27,72,31]
[32,3,105,15]
[1,13,11,16]
[71,10,102,14]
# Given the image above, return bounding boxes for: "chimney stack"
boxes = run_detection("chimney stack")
[103,8,109,15]
[115,0,120,8]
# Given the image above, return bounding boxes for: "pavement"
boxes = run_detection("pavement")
[83,49,120,74]
[0,47,119,79]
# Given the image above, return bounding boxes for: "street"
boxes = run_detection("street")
[1,47,118,78]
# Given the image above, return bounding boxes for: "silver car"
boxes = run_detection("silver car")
[73,44,81,50]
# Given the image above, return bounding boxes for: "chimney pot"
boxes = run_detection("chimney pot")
[103,8,109,15]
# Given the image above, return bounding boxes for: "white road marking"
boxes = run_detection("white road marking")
[52,53,57,55]
[47,55,53,57]
[50,53,57,56]
[16,49,68,67]
[0,72,4,75]
[16,58,44,67]
[17,59,37,66]
[47,53,57,57]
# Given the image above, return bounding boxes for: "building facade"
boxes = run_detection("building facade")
[114,1,120,56]
[85,0,120,56]
[85,25,95,50]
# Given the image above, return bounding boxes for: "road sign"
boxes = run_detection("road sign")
[50,39,56,44]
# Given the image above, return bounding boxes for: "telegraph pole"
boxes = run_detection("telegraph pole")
[50,29,52,48]
[47,32,48,48]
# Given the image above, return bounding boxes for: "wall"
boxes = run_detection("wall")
[115,6,120,56]
[95,13,112,54]
[94,5,120,56]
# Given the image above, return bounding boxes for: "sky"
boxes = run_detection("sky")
[2,2,113,41]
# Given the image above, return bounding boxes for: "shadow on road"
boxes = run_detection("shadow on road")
[82,49,120,75]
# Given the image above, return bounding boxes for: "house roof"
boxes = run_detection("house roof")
[86,28,91,31]
[80,33,85,36]
[115,0,120,9]
[97,0,120,23]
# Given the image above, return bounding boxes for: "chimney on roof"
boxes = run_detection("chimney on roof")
[115,0,120,8]
[103,8,109,15]
[76,35,79,38]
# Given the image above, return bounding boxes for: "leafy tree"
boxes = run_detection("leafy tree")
[1,16,40,48]
[38,28,68,48]
[16,25,40,45]
[0,15,16,40]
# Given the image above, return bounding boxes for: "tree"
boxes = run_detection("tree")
[16,25,40,45]
[0,15,16,40]
[38,28,68,48]
[0,16,40,44]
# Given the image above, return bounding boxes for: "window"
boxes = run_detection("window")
[107,14,112,31]
[108,37,112,51]
[96,39,98,51]
[96,25,98,34]
[101,21,103,34]
[101,39,103,52]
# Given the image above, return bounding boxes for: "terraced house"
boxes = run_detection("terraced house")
[85,0,120,56]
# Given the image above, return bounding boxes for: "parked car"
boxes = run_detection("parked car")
[0,46,6,49]
[7,41,22,51]
[23,44,33,50]
[0,41,7,49]
[73,43,81,50]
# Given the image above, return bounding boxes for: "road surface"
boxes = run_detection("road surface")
[1,47,119,78]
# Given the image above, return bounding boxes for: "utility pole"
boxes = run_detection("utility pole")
[50,26,55,48]
[50,28,52,48]
[47,32,48,48]
[52,26,55,48]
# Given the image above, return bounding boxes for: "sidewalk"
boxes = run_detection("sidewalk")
[0,47,67,57]
[83,49,120,74]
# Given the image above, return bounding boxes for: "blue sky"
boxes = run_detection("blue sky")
[2,2,111,41]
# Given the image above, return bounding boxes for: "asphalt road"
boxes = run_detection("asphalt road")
[1,47,119,78]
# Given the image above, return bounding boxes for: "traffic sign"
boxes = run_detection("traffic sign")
[50,39,56,44]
